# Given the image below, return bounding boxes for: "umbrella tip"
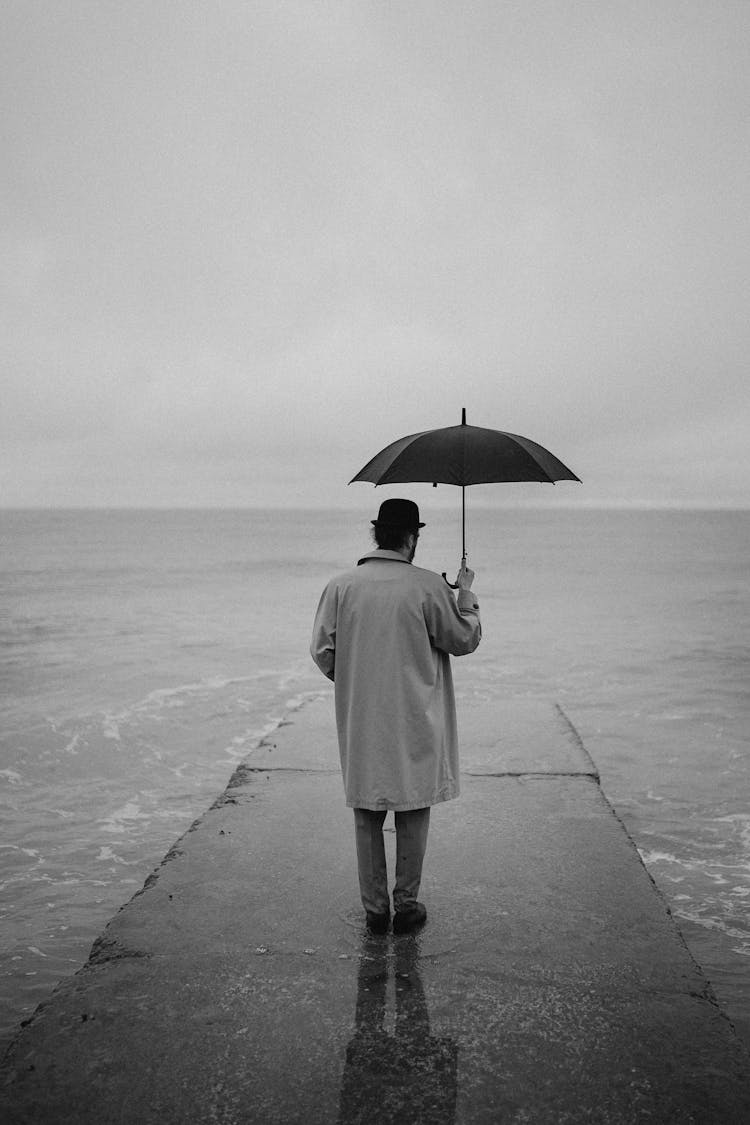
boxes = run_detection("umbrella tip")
[461,407,466,425]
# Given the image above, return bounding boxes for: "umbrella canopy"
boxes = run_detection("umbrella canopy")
[350,408,580,566]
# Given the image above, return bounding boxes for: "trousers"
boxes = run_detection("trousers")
[353,807,431,915]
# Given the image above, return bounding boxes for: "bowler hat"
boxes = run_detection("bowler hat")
[371,498,425,531]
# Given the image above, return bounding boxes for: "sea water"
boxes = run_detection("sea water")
[1,508,749,1053]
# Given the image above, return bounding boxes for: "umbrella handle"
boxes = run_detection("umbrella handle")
[442,555,467,590]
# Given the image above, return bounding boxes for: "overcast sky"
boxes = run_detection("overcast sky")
[2,1,749,509]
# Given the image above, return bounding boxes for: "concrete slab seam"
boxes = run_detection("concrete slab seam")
[464,770,599,780]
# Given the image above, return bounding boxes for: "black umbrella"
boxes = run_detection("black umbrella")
[350,408,580,579]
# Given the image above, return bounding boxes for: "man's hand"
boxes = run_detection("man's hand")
[455,561,475,590]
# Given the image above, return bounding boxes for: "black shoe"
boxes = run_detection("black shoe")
[365,910,390,934]
[393,903,427,935]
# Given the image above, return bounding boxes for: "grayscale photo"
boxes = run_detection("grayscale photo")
[2,2,749,1121]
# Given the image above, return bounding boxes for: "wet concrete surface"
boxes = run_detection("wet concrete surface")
[2,697,749,1123]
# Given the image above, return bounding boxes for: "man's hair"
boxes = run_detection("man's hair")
[372,524,412,551]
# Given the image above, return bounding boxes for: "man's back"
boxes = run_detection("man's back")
[311,548,480,811]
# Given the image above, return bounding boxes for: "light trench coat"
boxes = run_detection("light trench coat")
[310,549,481,811]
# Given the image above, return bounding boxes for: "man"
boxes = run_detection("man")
[310,498,481,935]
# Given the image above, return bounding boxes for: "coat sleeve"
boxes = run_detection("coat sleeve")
[423,580,481,657]
[310,582,337,680]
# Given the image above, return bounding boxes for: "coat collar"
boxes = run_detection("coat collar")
[357,549,411,567]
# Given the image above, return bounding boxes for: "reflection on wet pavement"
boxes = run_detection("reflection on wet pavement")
[339,935,458,1123]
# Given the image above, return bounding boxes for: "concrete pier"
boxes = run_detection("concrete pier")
[2,698,749,1123]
